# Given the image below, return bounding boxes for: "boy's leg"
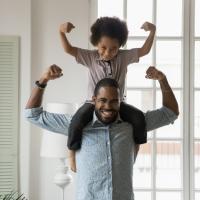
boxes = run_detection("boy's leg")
[120,102,147,144]
[68,150,76,172]
[67,102,94,150]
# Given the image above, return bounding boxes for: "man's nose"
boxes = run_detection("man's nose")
[104,101,112,109]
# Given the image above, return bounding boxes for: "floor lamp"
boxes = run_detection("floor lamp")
[40,102,78,200]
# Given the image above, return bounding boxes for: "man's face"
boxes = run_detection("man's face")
[92,86,120,124]
[97,36,120,61]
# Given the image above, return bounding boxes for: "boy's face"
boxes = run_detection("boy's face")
[97,36,120,61]
[92,86,120,125]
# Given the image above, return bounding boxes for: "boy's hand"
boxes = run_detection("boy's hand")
[145,66,165,81]
[60,22,75,33]
[141,22,156,32]
[40,64,63,83]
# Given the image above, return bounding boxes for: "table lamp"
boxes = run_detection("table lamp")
[40,102,79,200]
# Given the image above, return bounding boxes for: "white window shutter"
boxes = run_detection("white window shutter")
[0,36,19,194]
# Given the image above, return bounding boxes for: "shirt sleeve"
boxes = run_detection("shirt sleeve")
[24,107,71,136]
[75,48,96,68]
[145,106,178,132]
[122,48,140,65]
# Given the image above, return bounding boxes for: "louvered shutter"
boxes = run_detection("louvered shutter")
[0,36,19,195]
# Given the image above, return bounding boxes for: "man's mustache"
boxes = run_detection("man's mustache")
[99,109,116,112]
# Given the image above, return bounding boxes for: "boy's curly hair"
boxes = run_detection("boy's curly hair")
[90,17,128,47]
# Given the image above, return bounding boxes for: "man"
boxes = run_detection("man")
[25,65,179,200]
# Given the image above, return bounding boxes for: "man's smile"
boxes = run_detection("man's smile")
[100,109,116,119]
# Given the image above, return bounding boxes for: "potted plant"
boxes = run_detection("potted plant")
[0,191,27,200]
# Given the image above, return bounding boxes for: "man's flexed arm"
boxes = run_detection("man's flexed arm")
[25,64,63,109]
[146,66,179,115]
[59,22,78,57]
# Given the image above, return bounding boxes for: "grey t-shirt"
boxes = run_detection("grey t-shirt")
[75,48,139,100]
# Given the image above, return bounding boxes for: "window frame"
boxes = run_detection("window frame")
[89,0,197,199]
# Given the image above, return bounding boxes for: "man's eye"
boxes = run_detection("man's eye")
[98,99,106,103]
[111,100,119,105]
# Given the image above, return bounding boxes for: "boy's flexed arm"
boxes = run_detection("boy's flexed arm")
[59,22,78,57]
[138,22,156,57]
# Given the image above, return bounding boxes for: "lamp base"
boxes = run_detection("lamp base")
[54,165,72,187]
[54,159,72,200]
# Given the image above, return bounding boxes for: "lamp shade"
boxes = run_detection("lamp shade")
[40,102,79,158]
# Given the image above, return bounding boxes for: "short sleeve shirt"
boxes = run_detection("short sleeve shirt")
[75,48,139,100]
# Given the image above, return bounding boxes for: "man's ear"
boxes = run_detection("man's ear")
[92,96,96,102]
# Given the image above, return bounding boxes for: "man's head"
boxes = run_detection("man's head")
[90,17,128,61]
[92,78,120,125]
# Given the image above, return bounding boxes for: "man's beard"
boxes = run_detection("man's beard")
[95,109,118,125]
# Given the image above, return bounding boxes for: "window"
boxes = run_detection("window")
[0,36,19,194]
[194,0,200,199]
[94,0,198,199]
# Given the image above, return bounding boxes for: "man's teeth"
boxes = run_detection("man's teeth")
[102,111,113,116]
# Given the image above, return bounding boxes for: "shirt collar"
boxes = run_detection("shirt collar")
[91,111,123,127]
[95,51,116,62]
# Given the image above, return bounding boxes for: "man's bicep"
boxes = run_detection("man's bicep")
[145,107,178,132]
[25,108,70,136]
[41,111,71,135]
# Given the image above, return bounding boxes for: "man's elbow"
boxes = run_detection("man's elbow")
[172,106,179,117]
[174,110,179,117]
[24,108,34,121]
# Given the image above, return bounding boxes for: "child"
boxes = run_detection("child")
[59,17,156,172]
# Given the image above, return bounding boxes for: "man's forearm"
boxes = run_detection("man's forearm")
[25,78,47,109]
[159,77,179,115]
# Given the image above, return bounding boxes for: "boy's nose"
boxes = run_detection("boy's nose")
[105,49,112,56]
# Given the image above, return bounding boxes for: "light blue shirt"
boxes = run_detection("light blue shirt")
[25,106,177,200]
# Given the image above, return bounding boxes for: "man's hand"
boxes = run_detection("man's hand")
[141,22,156,32]
[59,22,75,33]
[25,65,63,109]
[39,64,63,84]
[145,66,165,81]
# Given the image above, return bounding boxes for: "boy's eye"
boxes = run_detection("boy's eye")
[111,47,117,52]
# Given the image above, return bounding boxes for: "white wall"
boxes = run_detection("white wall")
[30,0,89,199]
[0,0,31,198]
[0,0,91,199]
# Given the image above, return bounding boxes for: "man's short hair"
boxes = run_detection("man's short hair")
[94,78,120,96]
